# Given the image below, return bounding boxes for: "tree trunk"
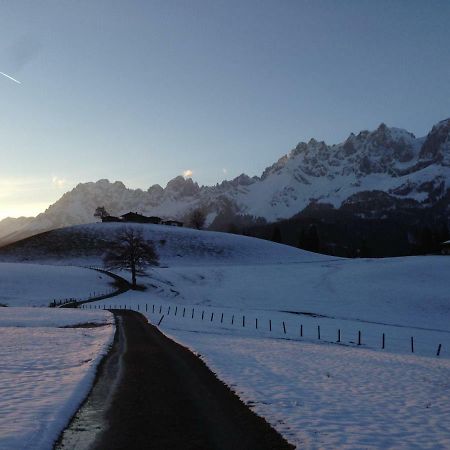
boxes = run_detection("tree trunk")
[131,264,137,289]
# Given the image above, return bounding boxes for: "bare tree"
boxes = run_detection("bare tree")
[189,208,206,230]
[103,227,159,289]
[94,206,110,220]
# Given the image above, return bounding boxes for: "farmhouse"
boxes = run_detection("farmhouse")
[120,212,162,224]
[100,211,183,227]
[101,215,122,223]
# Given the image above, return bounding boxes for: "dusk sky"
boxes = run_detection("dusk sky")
[1,0,449,219]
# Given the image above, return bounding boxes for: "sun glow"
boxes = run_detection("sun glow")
[0,203,49,220]
[0,177,69,220]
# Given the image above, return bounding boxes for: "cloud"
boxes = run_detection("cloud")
[52,176,67,188]
[183,169,193,178]
[222,168,228,174]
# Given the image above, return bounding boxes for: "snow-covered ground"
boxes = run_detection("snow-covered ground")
[86,224,450,449]
[89,287,450,449]
[0,308,114,450]
[2,222,450,449]
[165,330,450,450]
[0,262,115,306]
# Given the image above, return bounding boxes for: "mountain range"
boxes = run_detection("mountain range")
[1,118,449,246]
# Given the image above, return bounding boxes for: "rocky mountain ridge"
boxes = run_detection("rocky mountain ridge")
[1,118,449,245]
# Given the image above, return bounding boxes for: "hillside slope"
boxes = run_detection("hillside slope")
[0,222,328,266]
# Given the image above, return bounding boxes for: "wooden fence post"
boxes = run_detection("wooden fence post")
[382,333,385,349]
[317,325,321,340]
[231,314,234,325]
[210,312,214,322]
[358,331,361,346]
[242,315,245,327]
[411,336,414,353]
[202,311,204,320]
[255,318,258,329]
[183,307,186,317]
[337,329,341,343]
[175,306,178,316]
[300,324,303,337]
[283,321,286,334]
[157,315,165,326]
[221,313,224,323]
[437,344,442,356]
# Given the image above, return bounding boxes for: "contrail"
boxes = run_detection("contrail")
[0,72,21,84]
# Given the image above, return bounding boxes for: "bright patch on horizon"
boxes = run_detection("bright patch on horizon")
[0,72,21,84]
[183,169,193,178]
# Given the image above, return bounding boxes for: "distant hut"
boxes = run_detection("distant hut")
[121,212,162,224]
[441,240,450,255]
[101,215,122,223]
[162,219,183,227]
[147,216,162,224]
[121,212,148,223]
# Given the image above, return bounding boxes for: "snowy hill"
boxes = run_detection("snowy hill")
[0,222,328,266]
[2,221,449,333]
[0,262,114,307]
[2,221,450,449]
[2,118,450,244]
[76,223,450,448]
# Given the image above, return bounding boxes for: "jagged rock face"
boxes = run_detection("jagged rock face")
[3,118,450,241]
[164,176,200,198]
[419,119,450,165]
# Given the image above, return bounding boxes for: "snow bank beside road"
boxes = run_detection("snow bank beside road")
[0,308,114,450]
[164,329,450,449]
[0,306,113,327]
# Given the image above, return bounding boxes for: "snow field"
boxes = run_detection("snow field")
[89,294,450,448]
[3,223,450,449]
[0,262,115,307]
[163,330,450,450]
[88,249,450,449]
[0,308,115,450]
[87,292,449,359]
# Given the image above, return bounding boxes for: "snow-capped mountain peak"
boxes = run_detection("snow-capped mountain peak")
[1,118,449,243]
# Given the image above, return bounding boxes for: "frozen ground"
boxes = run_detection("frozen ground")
[0,262,114,306]
[0,308,114,450]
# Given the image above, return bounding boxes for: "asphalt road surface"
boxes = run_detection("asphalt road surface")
[58,309,294,450]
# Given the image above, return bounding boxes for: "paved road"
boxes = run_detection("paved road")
[59,309,295,450]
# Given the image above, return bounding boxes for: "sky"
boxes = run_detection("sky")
[0,0,449,219]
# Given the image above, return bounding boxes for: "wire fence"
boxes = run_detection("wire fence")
[49,288,119,308]
[80,301,447,358]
